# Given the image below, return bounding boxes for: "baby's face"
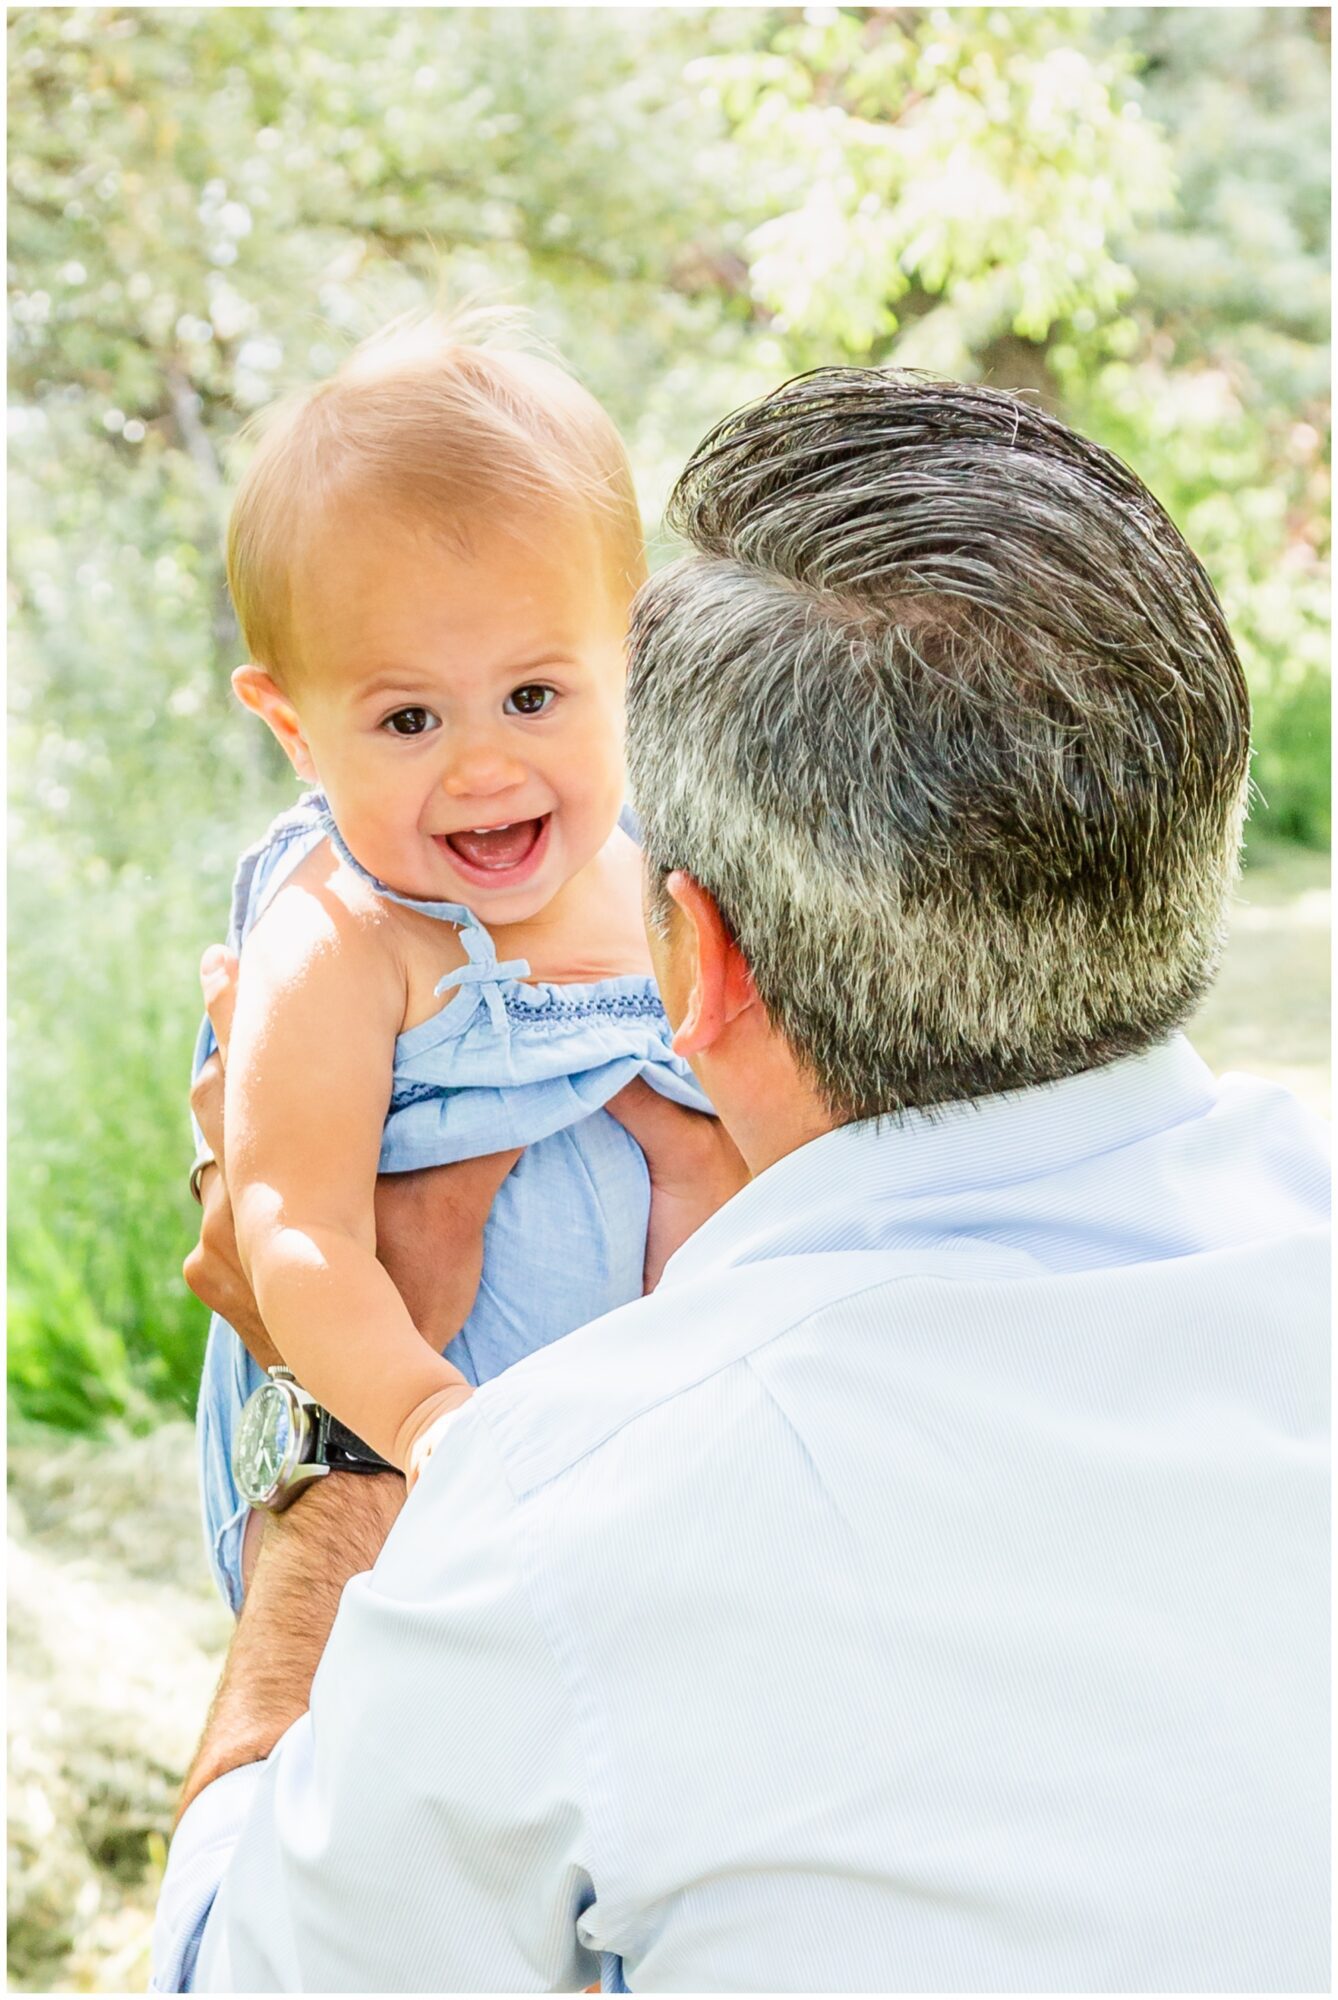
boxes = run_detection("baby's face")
[278,502,631,920]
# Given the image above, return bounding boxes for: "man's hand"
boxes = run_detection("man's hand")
[185,950,280,1364]
[184,947,522,1369]
[605,1078,748,1290]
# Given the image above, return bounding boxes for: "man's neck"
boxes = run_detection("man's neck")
[692,1035,838,1179]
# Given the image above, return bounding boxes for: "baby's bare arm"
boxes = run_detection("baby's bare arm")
[224,874,474,1469]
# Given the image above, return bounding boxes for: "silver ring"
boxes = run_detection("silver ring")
[189,1147,217,1205]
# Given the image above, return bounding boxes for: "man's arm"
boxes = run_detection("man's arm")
[157,953,593,1991]
[176,1468,406,1822]
[155,1405,601,1994]
[151,1468,406,1993]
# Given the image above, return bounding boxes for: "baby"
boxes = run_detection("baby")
[194,316,715,1597]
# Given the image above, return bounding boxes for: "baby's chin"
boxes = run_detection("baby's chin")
[340,807,618,919]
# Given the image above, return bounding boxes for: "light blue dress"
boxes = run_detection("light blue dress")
[194,792,712,1611]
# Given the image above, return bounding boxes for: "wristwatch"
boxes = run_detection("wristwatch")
[232,1366,396,1512]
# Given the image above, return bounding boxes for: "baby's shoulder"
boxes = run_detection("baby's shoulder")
[244,838,407,975]
[245,838,467,1025]
[251,834,383,929]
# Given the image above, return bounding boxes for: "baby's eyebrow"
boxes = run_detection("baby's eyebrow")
[353,670,440,703]
[485,653,583,680]
[349,653,586,706]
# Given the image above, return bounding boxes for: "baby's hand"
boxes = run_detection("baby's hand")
[398,1381,475,1491]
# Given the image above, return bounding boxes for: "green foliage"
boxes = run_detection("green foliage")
[7,6,1329,1429]
[1058,352,1331,845]
[7,1227,142,1432]
[1070,6,1331,846]
[695,10,1174,363]
[7,801,287,1424]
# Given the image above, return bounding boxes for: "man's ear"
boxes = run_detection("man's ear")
[232,666,318,783]
[664,872,758,1061]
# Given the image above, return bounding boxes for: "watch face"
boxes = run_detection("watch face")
[232,1380,297,1504]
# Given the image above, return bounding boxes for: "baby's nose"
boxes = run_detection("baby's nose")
[439,741,527,798]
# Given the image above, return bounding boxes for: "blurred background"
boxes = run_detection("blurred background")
[6,7,1330,1989]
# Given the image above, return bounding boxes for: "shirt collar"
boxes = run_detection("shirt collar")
[661,1034,1218,1287]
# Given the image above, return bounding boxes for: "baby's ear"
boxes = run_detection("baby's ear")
[232,665,318,783]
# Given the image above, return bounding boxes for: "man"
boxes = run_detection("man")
[153,371,1328,1992]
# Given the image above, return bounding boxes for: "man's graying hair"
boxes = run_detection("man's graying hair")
[626,370,1251,1122]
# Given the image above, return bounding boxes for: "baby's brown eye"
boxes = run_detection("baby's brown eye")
[383,707,439,737]
[504,684,554,717]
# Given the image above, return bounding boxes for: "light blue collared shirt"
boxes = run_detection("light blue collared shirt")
[153,1036,1329,1992]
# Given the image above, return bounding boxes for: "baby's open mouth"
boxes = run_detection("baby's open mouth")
[440,817,547,874]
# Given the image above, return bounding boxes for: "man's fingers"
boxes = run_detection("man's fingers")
[606,1077,710,1161]
[183,1173,284,1370]
[605,1076,657,1118]
[200,944,240,1060]
[189,1050,226,1157]
[605,1075,677,1138]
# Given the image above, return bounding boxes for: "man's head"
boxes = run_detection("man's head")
[225,314,643,909]
[628,370,1250,1127]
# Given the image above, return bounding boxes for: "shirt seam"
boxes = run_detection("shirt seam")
[508,1446,639,1968]
[478,1265,995,1504]
[740,1353,867,1552]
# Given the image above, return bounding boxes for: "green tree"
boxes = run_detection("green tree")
[688,6,1330,841]
[8,6,1329,1429]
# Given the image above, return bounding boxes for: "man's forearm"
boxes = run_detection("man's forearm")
[177,1470,405,1824]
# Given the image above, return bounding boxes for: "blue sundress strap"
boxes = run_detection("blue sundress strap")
[434,954,532,1034]
[436,958,531,995]
[318,810,483,930]
[316,808,533,1031]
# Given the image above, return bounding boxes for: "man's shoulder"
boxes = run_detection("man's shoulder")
[467,1241,1030,1502]
[1209,1062,1330,1164]
[468,1257,838,1499]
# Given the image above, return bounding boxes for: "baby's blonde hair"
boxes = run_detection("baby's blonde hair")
[227,310,647,684]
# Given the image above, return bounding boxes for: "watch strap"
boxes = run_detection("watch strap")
[319,1409,395,1474]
